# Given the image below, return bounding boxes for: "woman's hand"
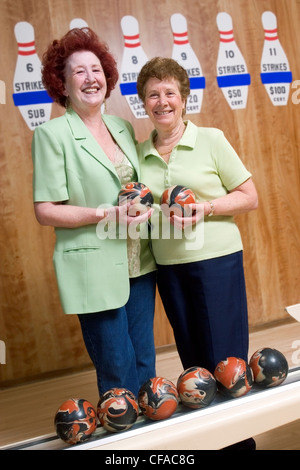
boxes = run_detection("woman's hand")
[170,178,258,228]
[106,202,153,225]
[170,203,204,229]
[127,207,154,225]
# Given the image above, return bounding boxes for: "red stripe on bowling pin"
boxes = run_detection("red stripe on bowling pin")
[264,28,278,41]
[219,29,234,43]
[17,40,36,55]
[124,33,141,48]
[173,31,189,45]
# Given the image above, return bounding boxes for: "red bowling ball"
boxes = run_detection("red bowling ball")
[138,377,179,421]
[160,185,196,217]
[249,347,288,388]
[177,366,217,409]
[118,182,153,216]
[54,398,97,445]
[214,357,253,398]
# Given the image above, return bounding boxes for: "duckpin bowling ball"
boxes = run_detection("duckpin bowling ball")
[177,366,217,409]
[54,398,97,445]
[118,182,153,216]
[138,377,179,420]
[160,185,196,217]
[214,357,253,398]
[249,347,289,388]
[97,388,139,433]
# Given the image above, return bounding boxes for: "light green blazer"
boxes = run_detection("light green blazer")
[32,108,154,314]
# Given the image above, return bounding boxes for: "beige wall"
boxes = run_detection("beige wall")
[0,0,299,384]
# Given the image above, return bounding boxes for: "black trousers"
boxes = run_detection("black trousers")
[157,251,249,374]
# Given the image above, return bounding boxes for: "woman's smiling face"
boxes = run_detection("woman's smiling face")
[143,76,186,130]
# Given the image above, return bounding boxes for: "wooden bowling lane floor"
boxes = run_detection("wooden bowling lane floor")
[1,319,300,450]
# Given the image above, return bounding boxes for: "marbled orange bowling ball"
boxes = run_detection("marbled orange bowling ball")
[97,388,139,433]
[118,182,153,216]
[160,185,195,217]
[214,357,253,398]
[138,377,179,420]
[54,398,97,445]
[177,366,217,409]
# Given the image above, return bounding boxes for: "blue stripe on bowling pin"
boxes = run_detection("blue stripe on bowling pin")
[260,11,292,106]
[12,91,53,106]
[119,15,148,119]
[170,13,205,114]
[216,12,250,110]
[12,22,52,130]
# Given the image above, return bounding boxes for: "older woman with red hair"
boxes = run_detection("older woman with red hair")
[32,28,156,397]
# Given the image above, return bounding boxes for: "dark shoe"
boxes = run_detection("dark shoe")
[221,438,256,450]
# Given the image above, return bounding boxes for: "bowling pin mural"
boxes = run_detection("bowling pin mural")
[12,22,52,130]
[216,12,250,110]
[170,13,205,114]
[260,11,292,106]
[69,18,88,29]
[119,15,148,119]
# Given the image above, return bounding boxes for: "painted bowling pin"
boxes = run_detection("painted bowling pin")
[12,22,52,130]
[260,11,292,106]
[170,13,205,114]
[119,15,148,119]
[69,18,88,29]
[216,12,250,110]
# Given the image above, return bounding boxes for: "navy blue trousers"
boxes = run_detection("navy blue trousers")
[157,251,249,374]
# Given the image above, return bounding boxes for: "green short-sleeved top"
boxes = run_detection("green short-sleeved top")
[32,108,155,314]
[137,120,252,265]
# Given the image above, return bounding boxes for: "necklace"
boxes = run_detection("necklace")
[154,122,186,158]
[154,146,172,157]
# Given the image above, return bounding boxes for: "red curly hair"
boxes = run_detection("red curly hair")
[42,28,119,107]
